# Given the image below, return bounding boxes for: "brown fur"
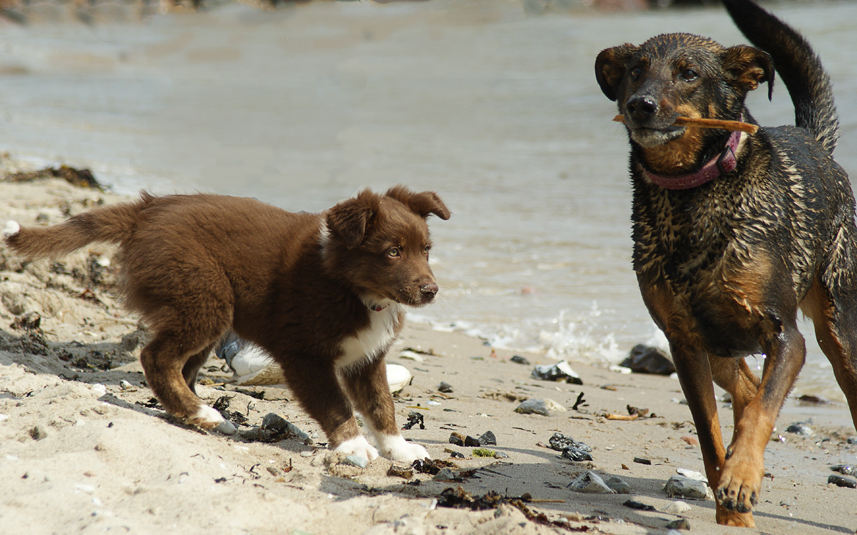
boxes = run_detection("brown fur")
[4,186,449,461]
[596,0,857,527]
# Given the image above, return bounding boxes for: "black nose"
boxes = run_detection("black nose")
[626,96,658,122]
[420,282,438,299]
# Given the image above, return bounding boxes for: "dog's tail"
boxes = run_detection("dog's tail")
[4,192,153,260]
[723,0,839,154]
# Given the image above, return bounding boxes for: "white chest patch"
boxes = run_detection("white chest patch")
[336,303,403,371]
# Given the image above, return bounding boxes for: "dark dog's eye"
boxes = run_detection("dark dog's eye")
[680,69,699,82]
[388,248,400,258]
[630,67,642,81]
[424,245,431,255]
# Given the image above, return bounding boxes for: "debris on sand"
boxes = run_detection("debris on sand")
[567,471,614,494]
[514,398,566,416]
[827,474,856,489]
[664,475,710,500]
[620,344,675,375]
[402,411,425,430]
[531,360,583,385]
[5,165,103,191]
[548,432,593,462]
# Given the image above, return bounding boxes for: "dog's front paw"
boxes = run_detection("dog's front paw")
[334,435,380,462]
[2,221,20,239]
[188,405,225,429]
[716,454,765,514]
[377,434,430,463]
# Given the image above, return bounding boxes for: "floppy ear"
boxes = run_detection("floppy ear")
[721,45,775,100]
[326,192,380,249]
[595,44,638,102]
[385,186,451,221]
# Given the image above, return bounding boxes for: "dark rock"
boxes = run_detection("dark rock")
[827,474,857,488]
[561,447,593,462]
[620,344,676,375]
[633,457,652,465]
[29,426,47,441]
[449,432,465,446]
[549,432,592,452]
[464,436,480,447]
[531,360,583,385]
[478,431,497,446]
[831,465,855,477]
[510,355,530,365]
[438,381,454,393]
[785,423,813,436]
[402,411,425,430]
[623,499,655,511]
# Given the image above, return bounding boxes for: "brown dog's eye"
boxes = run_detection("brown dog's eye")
[630,67,642,81]
[424,245,431,256]
[388,248,400,258]
[680,69,699,82]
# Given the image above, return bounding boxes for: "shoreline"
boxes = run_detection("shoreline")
[1,177,855,534]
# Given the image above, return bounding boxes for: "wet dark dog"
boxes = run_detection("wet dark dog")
[3,186,449,463]
[596,0,857,527]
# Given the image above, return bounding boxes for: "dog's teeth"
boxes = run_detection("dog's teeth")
[2,220,20,238]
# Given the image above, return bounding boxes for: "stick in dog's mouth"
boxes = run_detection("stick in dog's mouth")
[613,114,759,135]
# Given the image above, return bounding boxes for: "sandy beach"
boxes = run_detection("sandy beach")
[0,173,855,535]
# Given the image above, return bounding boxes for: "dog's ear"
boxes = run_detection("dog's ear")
[326,191,380,249]
[595,44,638,102]
[385,186,451,221]
[721,45,775,100]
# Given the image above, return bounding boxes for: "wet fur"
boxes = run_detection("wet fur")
[596,0,857,527]
[4,186,450,463]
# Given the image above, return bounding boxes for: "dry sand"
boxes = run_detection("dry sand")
[1,173,855,535]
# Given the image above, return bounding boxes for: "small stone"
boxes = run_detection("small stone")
[387,465,414,479]
[621,344,676,375]
[437,382,453,393]
[514,398,564,416]
[605,476,631,494]
[29,426,48,441]
[680,436,698,446]
[827,474,857,488]
[531,361,583,385]
[664,475,709,500]
[623,499,655,511]
[119,380,134,390]
[434,468,457,482]
[785,423,813,436]
[493,451,509,459]
[633,457,652,465]
[567,471,615,494]
[548,433,592,452]
[449,432,465,446]
[847,436,857,445]
[90,384,107,397]
[477,431,497,446]
[666,518,691,530]
[344,455,369,469]
[266,466,281,476]
[464,436,480,447]
[510,356,530,365]
[561,447,593,462]
[676,468,707,483]
[300,451,313,457]
[215,421,237,435]
[831,464,855,476]
[663,501,692,514]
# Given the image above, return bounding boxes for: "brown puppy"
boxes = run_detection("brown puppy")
[3,186,449,463]
[596,0,857,528]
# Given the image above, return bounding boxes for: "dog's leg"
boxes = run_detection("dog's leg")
[183,343,216,395]
[671,342,756,527]
[717,322,805,520]
[802,277,857,428]
[340,357,430,463]
[140,333,227,430]
[709,355,760,447]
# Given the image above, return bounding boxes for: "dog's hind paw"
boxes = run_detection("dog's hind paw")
[2,221,20,239]
[188,405,225,429]
[377,434,430,463]
[334,435,380,461]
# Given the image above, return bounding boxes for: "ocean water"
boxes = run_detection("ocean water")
[1,0,856,403]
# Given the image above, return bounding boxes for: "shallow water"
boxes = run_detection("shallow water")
[1,0,856,402]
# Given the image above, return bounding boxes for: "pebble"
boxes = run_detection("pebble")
[300,451,313,458]
[663,501,692,514]
[605,475,631,494]
[831,464,855,477]
[623,499,655,511]
[827,474,857,488]
[434,468,457,482]
[666,518,691,530]
[118,380,135,391]
[847,437,857,445]
[437,382,453,393]
[29,425,48,441]
[514,398,565,416]
[386,364,413,394]
[477,431,497,446]
[531,361,583,385]
[785,423,813,436]
[397,350,424,362]
[510,355,530,365]
[608,365,632,374]
[548,432,592,453]
[561,447,593,462]
[680,436,698,446]
[621,344,676,375]
[676,468,707,483]
[344,455,369,469]
[449,433,465,446]
[567,471,615,494]
[633,457,652,465]
[91,384,107,397]
[75,483,96,494]
[664,475,709,500]
[215,421,237,435]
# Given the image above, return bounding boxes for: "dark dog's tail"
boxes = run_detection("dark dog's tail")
[4,192,153,260]
[723,0,839,154]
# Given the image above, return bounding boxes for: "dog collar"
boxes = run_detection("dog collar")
[644,129,742,190]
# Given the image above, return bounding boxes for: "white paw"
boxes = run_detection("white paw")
[188,405,224,429]
[377,434,430,463]
[334,435,379,461]
[2,221,20,239]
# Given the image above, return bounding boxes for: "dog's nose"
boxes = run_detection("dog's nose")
[626,96,658,121]
[420,282,438,300]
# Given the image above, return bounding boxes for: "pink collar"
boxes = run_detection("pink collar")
[644,129,742,190]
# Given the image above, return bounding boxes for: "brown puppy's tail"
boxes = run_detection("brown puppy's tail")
[4,192,153,260]
[723,0,839,154]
